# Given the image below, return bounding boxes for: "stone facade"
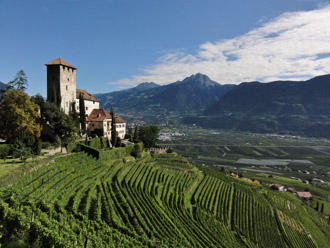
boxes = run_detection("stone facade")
[46,58,77,115]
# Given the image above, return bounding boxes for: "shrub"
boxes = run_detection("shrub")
[66,142,80,153]
[78,144,100,159]
[131,143,143,159]
[89,137,101,150]
[41,142,51,149]
[0,144,10,161]
[33,138,42,155]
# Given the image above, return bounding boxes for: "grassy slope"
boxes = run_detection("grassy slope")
[0,151,329,247]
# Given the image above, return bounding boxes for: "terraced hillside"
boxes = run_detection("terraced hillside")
[1,151,330,247]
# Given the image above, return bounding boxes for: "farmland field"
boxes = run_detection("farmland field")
[1,150,330,247]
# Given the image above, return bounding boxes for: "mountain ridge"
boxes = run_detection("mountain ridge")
[96,73,236,114]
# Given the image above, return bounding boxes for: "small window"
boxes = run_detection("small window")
[86,107,88,111]
[93,101,95,104]
[66,85,68,91]
[92,124,94,127]
[67,78,70,81]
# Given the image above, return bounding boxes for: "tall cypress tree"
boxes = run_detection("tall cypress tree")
[79,94,86,133]
[128,128,133,142]
[133,126,138,143]
[110,107,117,147]
[70,102,79,128]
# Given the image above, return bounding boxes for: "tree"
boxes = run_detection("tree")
[131,143,142,158]
[55,115,78,148]
[70,102,79,128]
[128,128,133,142]
[42,102,77,147]
[6,70,28,91]
[110,107,117,147]
[133,126,139,143]
[138,125,159,148]
[0,144,10,162]
[116,134,121,147]
[31,94,45,117]
[0,90,41,143]
[11,138,32,162]
[79,94,86,133]
[42,102,65,127]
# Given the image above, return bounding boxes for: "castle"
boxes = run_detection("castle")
[45,58,126,139]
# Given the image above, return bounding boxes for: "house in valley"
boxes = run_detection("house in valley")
[297,191,312,200]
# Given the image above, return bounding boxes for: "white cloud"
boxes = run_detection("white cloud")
[108,5,330,86]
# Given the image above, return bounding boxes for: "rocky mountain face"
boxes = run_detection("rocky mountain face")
[96,73,236,113]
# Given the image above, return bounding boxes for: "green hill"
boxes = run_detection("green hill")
[1,151,329,247]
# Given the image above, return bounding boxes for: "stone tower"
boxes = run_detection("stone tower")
[45,58,77,114]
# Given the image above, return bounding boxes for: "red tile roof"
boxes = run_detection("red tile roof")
[115,116,125,123]
[297,192,312,199]
[87,109,111,122]
[77,89,99,102]
[288,187,297,193]
[45,58,77,69]
[87,109,126,124]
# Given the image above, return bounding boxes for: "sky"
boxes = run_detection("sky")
[1,0,330,97]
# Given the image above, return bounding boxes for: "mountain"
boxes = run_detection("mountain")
[0,81,6,91]
[186,74,330,137]
[0,82,6,97]
[95,82,160,109]
[96,73,236,115]
[205,74,330,116]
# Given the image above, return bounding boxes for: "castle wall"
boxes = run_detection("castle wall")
[47,65,76,114]
[60,65,76,114]
[47,66,60,104]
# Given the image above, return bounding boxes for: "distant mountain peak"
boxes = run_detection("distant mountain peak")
[180,73,219,87]
[135,82,159,90]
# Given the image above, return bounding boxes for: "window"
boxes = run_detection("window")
[66,85,68,91]
[86,107,88,111]
[67,78,70,81]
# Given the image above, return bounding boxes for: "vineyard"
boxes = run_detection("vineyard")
[1,150,330,247]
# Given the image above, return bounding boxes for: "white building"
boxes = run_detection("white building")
[115,116,126,139]
[76,89,100,117]
[86,109,126,140]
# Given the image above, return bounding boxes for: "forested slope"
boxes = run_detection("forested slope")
[1,152,329,247]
